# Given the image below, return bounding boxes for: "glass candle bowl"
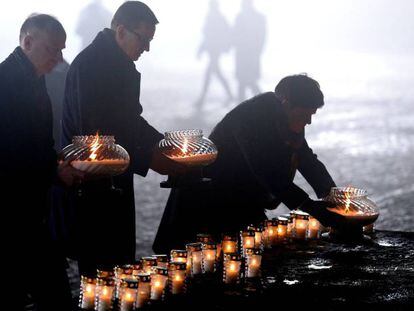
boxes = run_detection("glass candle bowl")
[325,186,380,227]
[60,135,129,177]
[158,129,218,167]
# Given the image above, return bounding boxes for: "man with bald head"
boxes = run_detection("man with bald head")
[0,14,83,310]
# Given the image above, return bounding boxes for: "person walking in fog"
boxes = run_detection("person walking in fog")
[233,0,267,102]
[0,14,84,310]
[195,0,233,109]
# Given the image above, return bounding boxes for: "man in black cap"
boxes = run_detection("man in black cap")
[154,74,342,253]
[61,1,183,275]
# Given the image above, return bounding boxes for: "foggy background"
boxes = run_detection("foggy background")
[1,0,413,257]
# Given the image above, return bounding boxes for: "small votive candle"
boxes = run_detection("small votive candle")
[95,277,115,311]
[168,262,187,295]
[223,253,242,284]
[141,257,157,274]
[247,225,263,249]
[202,242,217,273]
[294,211,309,240]
[79,276,96,310]
[186,243,203,276]
[277,217,288,242]
[245,248,262,278]
[263,220,278,248]
[152,254,169,269]
[222,234,238,254]
[114,265,133,299]
[282,214,294,239]
[136,274,151,308]
[118,277,138,311]
[150,267,168,301]
[170,249,187,264]
[240,230,255,256]
[307,216,321,239]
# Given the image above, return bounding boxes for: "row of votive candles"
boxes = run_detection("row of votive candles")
[79,210,358,310]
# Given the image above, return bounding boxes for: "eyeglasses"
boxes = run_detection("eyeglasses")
[127,28,152,46]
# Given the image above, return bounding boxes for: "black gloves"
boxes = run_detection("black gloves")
[299,198,345,228]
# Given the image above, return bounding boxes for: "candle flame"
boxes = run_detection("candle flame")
[277,227,283,234]
[269,229,274,235]
[102,287,108,297]
[246,239,252,246]
[226,244,232,251]
[344,189,351,214]
[155,281,161,288]
[252,259,257,265]
[229,263,236,272]
[89,133,102,161]
[86,285,93,294]
[181,139,188,155]
[174,275,182,282]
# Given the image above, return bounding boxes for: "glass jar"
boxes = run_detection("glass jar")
[294,211,309,240]
[247,225,263,249]
[150,267,168,301]
[262,220,278,248]
[118,277,138,311]
[307,216,321,239]
[222,234,238,255]
[276,217,289,242]
[79,276,96,310]
[168,262,187,295]
[158,129,218,167]
[114,265,133,300]
[201,242,217,273]
[325,186,380,227]
[136,274,151,309]
[186,243,203,276]
[240,230,255,256]
[223,253,242,284]
[60,135,129,177]
[95,277,115,311]
[245,248,262,278]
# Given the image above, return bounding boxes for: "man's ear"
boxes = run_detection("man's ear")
[22,35,33,52]
[115,24,127,40]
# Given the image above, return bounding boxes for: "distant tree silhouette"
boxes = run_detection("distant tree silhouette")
[76,0,112,51]
[195,0,233,109]
[233,0,267,102]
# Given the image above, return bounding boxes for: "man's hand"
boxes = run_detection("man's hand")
[300,198,346,228]
[150,149,188,176]
[57,160,85,187]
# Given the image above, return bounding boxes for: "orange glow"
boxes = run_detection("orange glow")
[229,263,236,272]
[174,275,182,282]
[344,189,351,214]
[89,133,102,161]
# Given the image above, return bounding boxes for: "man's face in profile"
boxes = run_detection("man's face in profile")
[286,105,317,133]
[122,22,155,61]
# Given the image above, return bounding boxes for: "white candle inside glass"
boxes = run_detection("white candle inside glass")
[295,219,308,239]
[222,240,237,254]
[120,290,135,311]
[150,274,167,301]
[80,283,95,309]
[307,217,321,239]
[171,271,186,294]
[246,254,262,278]
[224,260,241,284]
[97,286,113,311]
[202,249,216,273]
[136,282,150,308]
[192,251,202,275]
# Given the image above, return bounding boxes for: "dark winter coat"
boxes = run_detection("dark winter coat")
[60,29,162,265]
[153,92,335,253]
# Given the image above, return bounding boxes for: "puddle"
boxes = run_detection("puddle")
[283,279,300,285]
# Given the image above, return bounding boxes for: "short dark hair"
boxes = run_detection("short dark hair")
[111,1,159,30]
[20,13,66,41]
[275,74,324,109]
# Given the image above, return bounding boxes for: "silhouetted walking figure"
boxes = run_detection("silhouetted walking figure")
[76,0,112,50]
[233,0,267,102]
[195,0,233,109]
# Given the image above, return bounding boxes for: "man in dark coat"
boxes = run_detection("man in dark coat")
[61,1,182,274]
[153,74,340,253]
[0,14,83,311]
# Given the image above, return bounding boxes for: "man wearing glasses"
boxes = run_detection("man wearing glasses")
[60,1,182,275]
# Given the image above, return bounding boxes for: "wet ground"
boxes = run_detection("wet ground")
[134,85,414,257]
